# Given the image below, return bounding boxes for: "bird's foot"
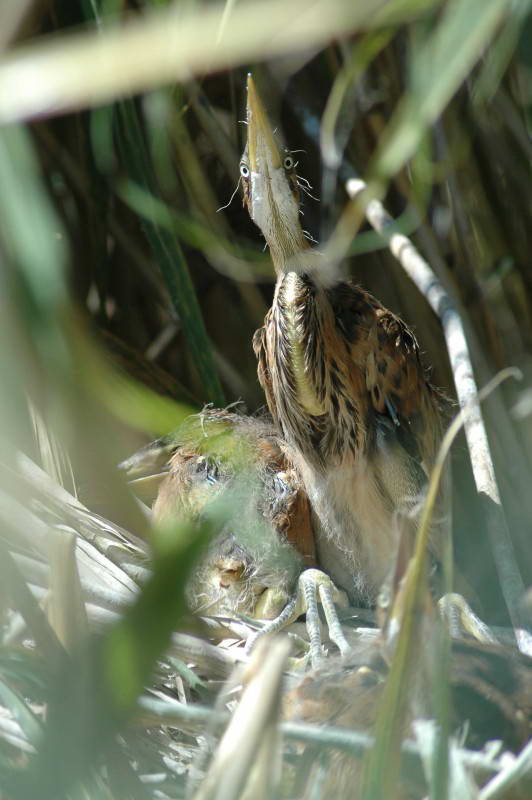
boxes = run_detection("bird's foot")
[438,592,498,644]
[245,568,350,668]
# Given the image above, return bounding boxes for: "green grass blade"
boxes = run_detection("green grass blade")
[373,0,513,179]
[115,99,225,406]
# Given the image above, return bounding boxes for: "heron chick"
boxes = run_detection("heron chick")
[122,408,350,666]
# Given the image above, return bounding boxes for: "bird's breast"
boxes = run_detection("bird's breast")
[298,455,403,604]
[270,272,367,466]
[274,271,326,418]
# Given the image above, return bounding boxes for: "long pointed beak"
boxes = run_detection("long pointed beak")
[246,75,281,175]
[244,75,307,273]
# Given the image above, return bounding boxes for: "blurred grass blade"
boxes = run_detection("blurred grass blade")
[29,401,77,497]
[0,124,67,311]
[97,365,193,436]
[473,1,532,104]
[0,124,68,405]
[373,0,513,179]
[0,0,394,123]
[193,637,290,800]
[47,526,89,652]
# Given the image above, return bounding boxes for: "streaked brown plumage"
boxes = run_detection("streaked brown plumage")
[242,76,449,605]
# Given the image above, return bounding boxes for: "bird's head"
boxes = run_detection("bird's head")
[241,75,307,272]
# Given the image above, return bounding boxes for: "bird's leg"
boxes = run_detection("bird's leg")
[301,570,322,667]
[245,593,302,657]
[245,568,350,668]
[438,592,499,644]
[312,572,352,657]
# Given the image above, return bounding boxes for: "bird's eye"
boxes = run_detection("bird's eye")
[283,155,294,169]
[240,163,250,178]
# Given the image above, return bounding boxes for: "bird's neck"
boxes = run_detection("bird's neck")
[270,235,339,289]
[268,227,309,278]
[274,269,326,417]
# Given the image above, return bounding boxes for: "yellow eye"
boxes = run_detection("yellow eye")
[240,163,250,177]
[283,155,294,169]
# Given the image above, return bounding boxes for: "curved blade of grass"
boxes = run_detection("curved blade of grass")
[473,2,532,104]
[320,29,394,169]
